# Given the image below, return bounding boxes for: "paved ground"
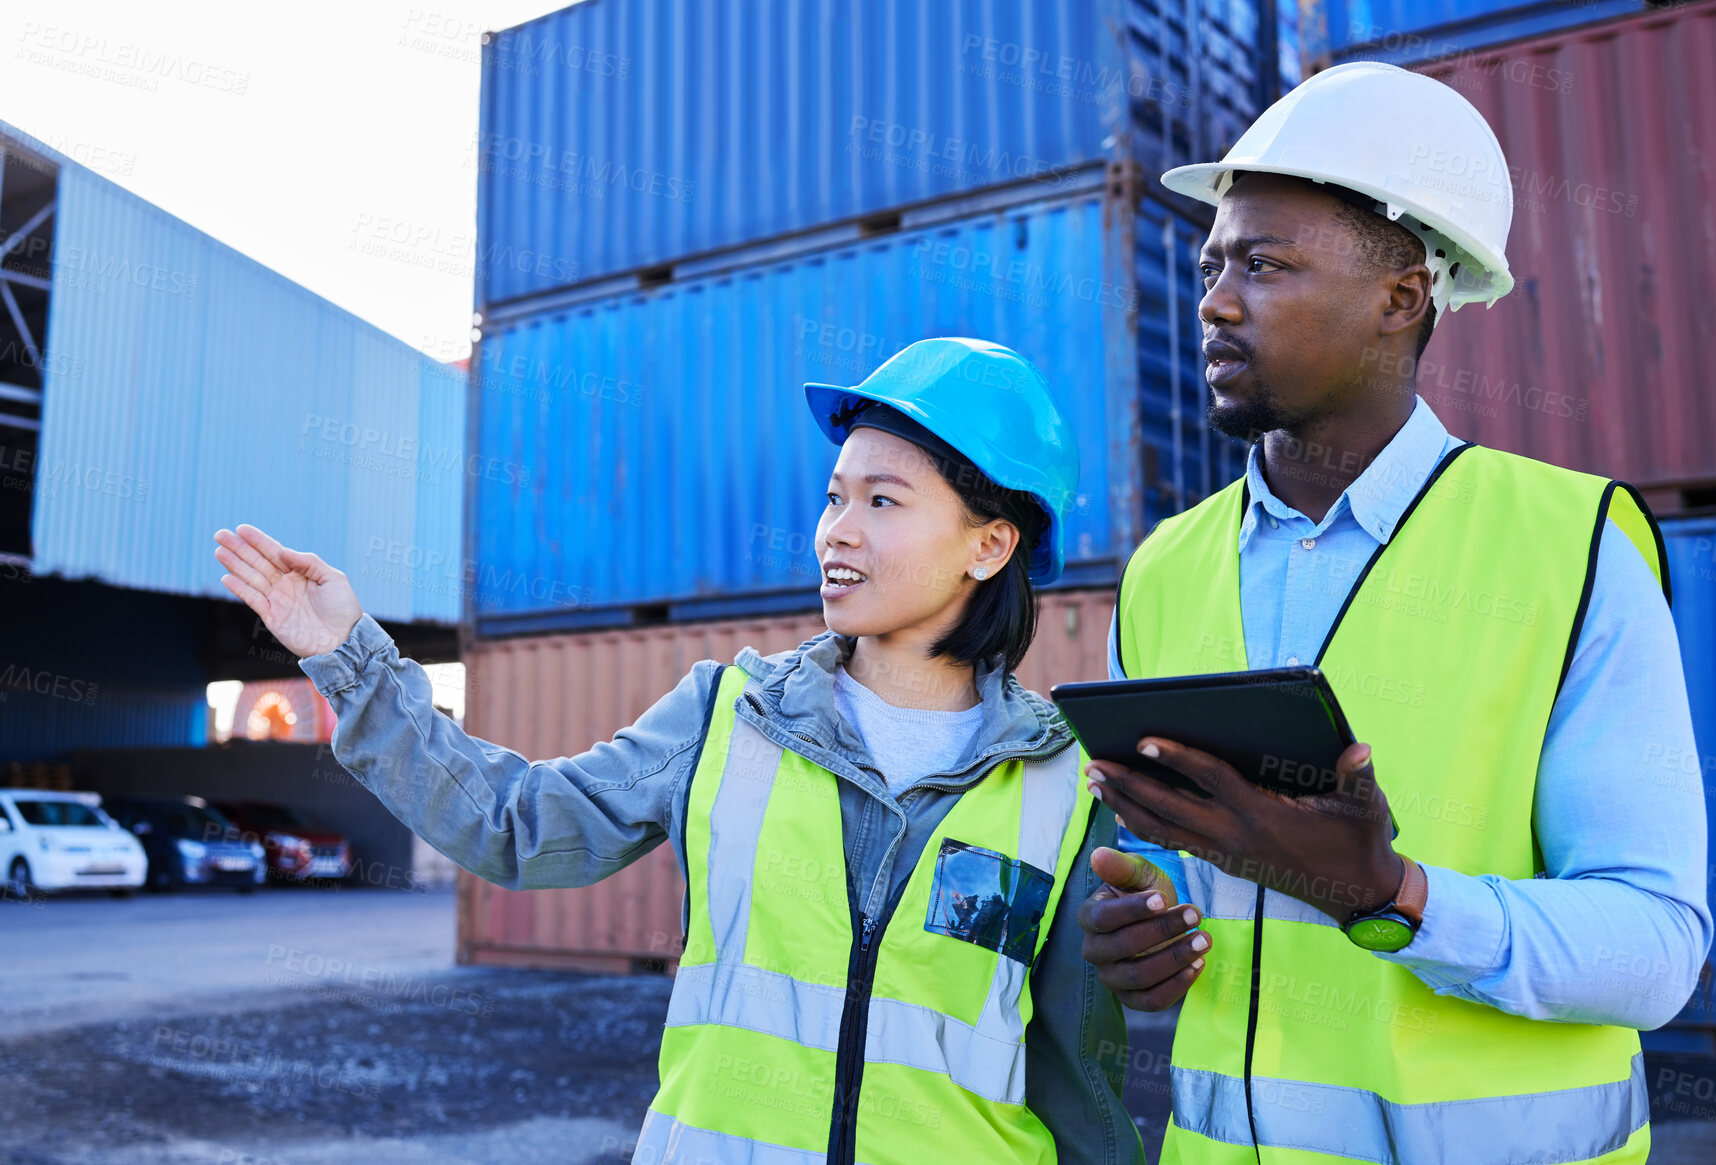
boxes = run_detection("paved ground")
[5,887,1715,1163]
[1,887,664,1164]
[0,886,459,1041]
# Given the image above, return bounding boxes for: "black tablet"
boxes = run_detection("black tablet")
[1050,667,1357,798]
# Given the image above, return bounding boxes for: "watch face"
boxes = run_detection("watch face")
[1346,915,1415,953]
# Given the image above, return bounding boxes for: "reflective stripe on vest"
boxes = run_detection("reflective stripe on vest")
[1118,445,1666,1165]
[1170,1053,1649,1163]
[634,1107,823,1165]
[644,665,1093,1163]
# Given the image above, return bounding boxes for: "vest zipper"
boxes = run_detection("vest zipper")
[827,885,906,1164]
[1243,885,1265,1162]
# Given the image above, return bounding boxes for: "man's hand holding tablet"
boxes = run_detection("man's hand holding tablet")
[1057,669,1413,1009]
[1084,735,1403,929]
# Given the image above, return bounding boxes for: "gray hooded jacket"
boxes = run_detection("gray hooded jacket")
[300,614,1145,1164]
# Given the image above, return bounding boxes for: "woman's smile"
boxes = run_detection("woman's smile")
[821,560,869,598]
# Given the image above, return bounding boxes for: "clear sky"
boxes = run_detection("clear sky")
[1,0,566,363]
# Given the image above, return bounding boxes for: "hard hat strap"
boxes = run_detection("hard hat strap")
[1382,207,1458,318]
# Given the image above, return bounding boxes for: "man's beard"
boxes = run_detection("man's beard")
[1207,379,1292,443]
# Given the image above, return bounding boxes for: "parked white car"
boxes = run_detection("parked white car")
[0,789,148,897]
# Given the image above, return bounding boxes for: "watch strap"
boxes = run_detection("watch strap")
[1394,855,1427,928]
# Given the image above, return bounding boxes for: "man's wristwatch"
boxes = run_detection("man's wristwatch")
[1342,856,1427,952]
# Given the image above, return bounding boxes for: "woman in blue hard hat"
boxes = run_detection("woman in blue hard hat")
[213,337,1149,1165]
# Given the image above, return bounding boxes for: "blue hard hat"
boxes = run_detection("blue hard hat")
[805,337,1080,584]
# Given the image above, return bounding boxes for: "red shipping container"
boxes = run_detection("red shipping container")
[1405,1,1716,513]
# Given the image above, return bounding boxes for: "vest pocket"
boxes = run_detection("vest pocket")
[923,838,1055,965]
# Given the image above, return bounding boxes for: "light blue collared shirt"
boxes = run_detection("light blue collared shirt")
[1107,397,1712,1028]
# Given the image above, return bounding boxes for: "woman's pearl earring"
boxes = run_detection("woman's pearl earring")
[973,567,990,581]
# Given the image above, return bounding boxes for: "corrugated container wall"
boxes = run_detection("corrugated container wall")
[1298,0,1646,66]
[2,690,209,764]
[1663,516,1716,1024]
[2,693,206,765]
[1403,2,1716,508]
[456,589,1117,968]
[0,122,467,626]
[476,0,1265,307]
[468,185,1233,633]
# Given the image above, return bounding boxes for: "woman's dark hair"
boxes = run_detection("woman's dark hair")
[849,403,1045,673]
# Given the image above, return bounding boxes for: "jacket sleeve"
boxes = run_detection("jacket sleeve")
[298,613,724,891]
[1025,802,1148,1164]
[1379,521,1714,1027]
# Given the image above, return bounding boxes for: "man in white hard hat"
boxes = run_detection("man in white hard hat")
[1078,62,1709,1163]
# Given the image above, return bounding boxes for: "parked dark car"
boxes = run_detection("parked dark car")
[212,801,353,883]
[102,797,266,892]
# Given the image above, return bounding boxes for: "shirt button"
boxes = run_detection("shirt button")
[1268,517,1279,529]
[1286,656,1300,665]
[1300,538,1316,550]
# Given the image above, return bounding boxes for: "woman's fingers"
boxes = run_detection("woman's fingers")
[217,528,284,585]
[214,542,276,595]
[240,525,331,584]
[218,526,327,589]
[218,571,266,612]
[235,524,300,575]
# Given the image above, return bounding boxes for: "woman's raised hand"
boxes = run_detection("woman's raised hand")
[213,525,363,658]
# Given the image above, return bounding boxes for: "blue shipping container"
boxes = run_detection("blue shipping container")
[1298,0,1645,66]
[0,579,213,764]
[0,688,209,766]
[0,121,466,626]
[467,181,1240,634]
[1663,516,1716,1025]
[476,0,1265,307]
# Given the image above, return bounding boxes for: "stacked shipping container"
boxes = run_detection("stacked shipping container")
[457,0,1276,965]
[462,0,1276,631]
[473,0,1269,307]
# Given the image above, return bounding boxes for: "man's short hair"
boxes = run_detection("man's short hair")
[1323,186,1438,359]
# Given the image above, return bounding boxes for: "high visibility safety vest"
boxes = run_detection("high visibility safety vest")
[634,665,1097,1165]
[1115,444,1669,1165]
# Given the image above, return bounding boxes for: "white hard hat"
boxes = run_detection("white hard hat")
[1162,61,1512,313]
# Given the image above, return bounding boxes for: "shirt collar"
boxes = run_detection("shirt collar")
[737,630,1064,759]
[1237,396,1453,550]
